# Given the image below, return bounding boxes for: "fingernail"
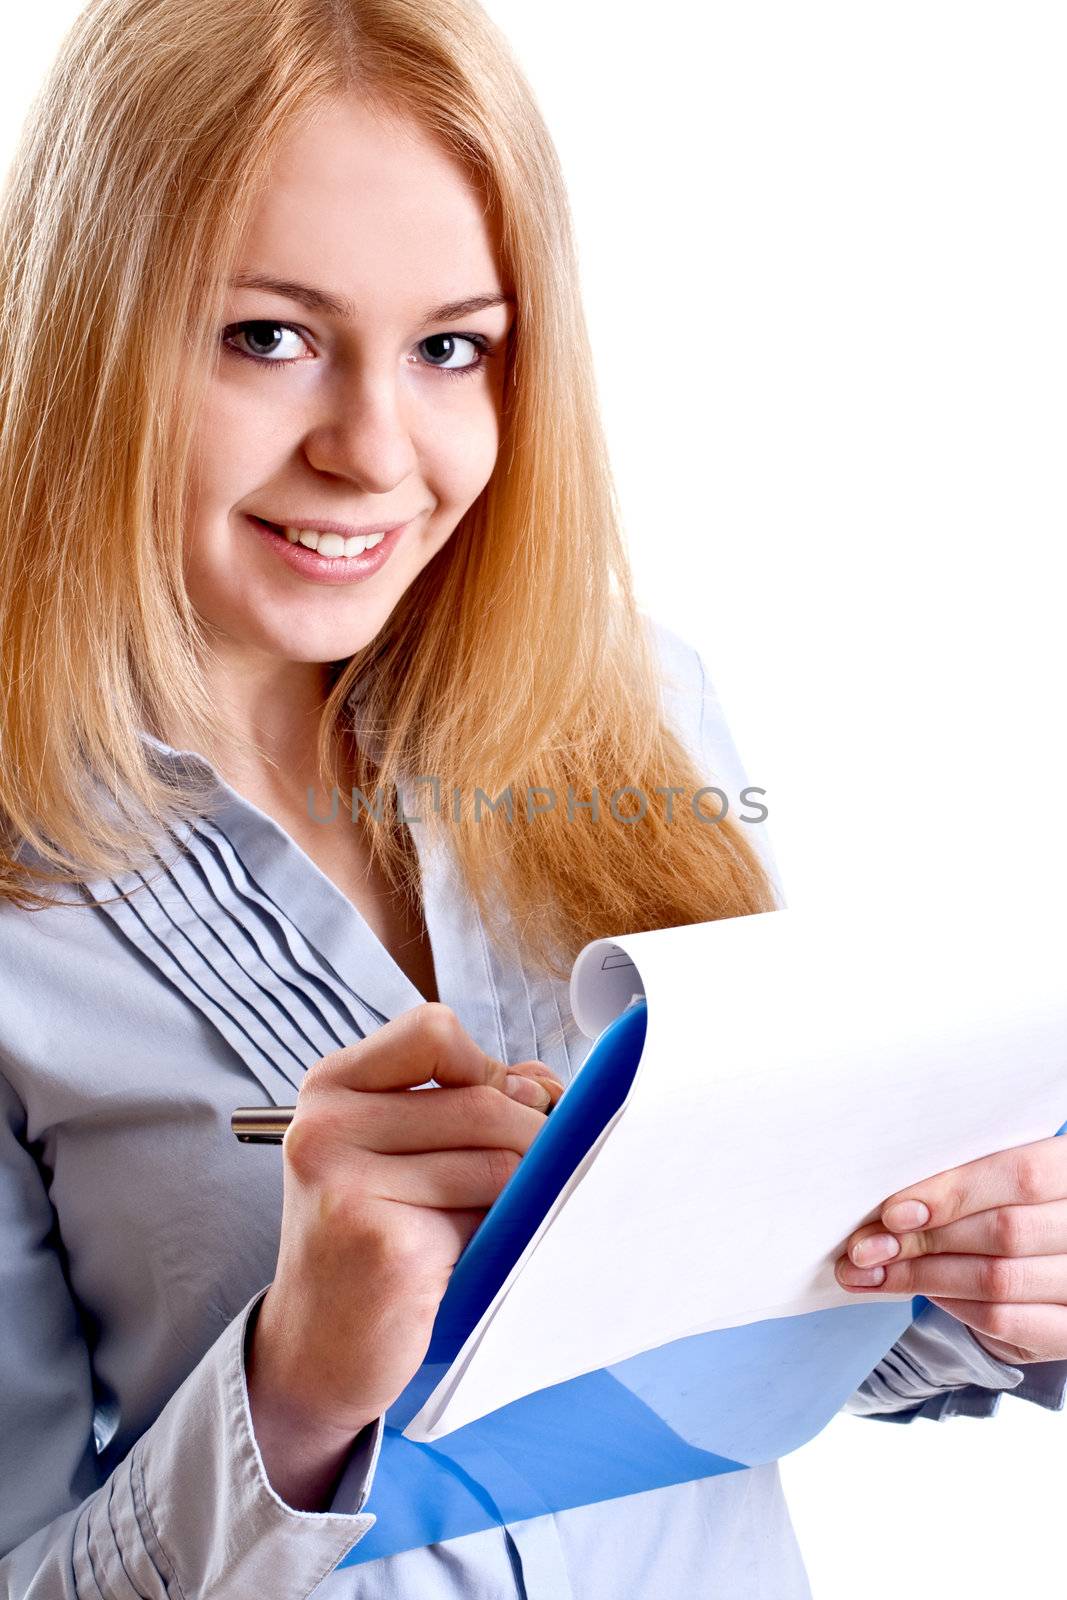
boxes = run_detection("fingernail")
[505,1074,549,1108]
[883,1200,930,1230]
[852,1234,900,1267]
[839,1263,886,1287]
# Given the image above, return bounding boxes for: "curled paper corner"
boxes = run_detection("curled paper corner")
[570,938,647,1040]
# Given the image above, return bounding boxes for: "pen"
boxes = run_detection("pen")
[231,1106,297,1143]
[230,1009,638,1143]
[231,1088,557,1143]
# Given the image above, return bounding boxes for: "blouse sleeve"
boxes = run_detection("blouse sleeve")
[843,1299,1067,1423]
[683,629,1067,1430]
[0,1064,382,1599]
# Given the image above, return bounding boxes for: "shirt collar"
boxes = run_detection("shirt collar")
[136,728,223,781]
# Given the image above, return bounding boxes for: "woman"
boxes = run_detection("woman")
[2,2,1065,1595]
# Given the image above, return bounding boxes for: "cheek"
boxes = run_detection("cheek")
[186,379,284,523]
[429,387,502,507]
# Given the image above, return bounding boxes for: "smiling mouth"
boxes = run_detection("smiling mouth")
[249,515,392,558]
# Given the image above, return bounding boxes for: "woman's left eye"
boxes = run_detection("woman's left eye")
[222,321,494,381]
[415,331,493,380]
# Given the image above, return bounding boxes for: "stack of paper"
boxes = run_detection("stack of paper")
[403,901,1067,1443]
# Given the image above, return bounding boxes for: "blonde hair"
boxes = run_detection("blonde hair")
[0,0,778,984]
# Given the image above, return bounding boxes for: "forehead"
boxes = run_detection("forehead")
[235,95,502,310]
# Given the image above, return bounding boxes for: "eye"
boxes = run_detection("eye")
[222,320,311,363]
[416,332,493,380]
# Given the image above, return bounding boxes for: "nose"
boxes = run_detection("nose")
[301,364,419,493]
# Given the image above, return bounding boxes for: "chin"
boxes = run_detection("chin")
[288,611,396,663]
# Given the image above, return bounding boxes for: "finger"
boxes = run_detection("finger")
[926,1297,1067,1362]
[836,1249,1067,1303]
[307,1002,513,1096]
[372,1146,523,1210]
[877,1136,1067,1234]
[330,1083,552,1156]
[502,1073,555,1112]
[847,1197,1067,1268]
[509,1062,566,1106]
[428,1207,489,1263]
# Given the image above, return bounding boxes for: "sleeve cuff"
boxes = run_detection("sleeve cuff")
[843,1300,1067,1423]
[327,1413,386,1515]
[122,1285,378,1594]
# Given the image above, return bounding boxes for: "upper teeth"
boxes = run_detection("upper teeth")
[284,527,386,557]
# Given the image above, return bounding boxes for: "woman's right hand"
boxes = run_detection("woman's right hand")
[246,1002,561,1453]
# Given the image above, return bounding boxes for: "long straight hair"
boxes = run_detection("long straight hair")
[0,0,778,982]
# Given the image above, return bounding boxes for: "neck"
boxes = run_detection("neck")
[165,643,347,807]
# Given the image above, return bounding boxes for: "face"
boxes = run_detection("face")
[184,93,514,675]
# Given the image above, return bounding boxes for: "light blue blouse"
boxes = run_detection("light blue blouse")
[2,613,1064,1599]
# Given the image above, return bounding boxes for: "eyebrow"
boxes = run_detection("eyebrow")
[229,272,512,326]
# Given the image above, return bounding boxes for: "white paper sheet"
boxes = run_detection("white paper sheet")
[404,903,1067,1441]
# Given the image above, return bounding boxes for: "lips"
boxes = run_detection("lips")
[250,515,389,556]
[250,514,410,539]
[245,509,405,583]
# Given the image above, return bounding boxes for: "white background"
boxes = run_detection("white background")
[5,5,1065,1594]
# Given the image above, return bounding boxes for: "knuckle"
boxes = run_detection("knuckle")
[283,1104,373,1188]
[993,1206,1028,1256]
[462,1081,504,1122]
[982,1302,1018,1340]
[484,1145,521,1194]
[1014,1149,1047,1205]
[281,1111,325,1179]
[415,1001,463,1048]
[299,1056,333,1094]
[980,1255,1017,1302]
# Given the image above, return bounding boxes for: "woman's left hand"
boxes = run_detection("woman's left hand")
[835,1135,1067,1365]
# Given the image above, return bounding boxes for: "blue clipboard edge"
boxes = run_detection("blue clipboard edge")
[426,1000,648,1362]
